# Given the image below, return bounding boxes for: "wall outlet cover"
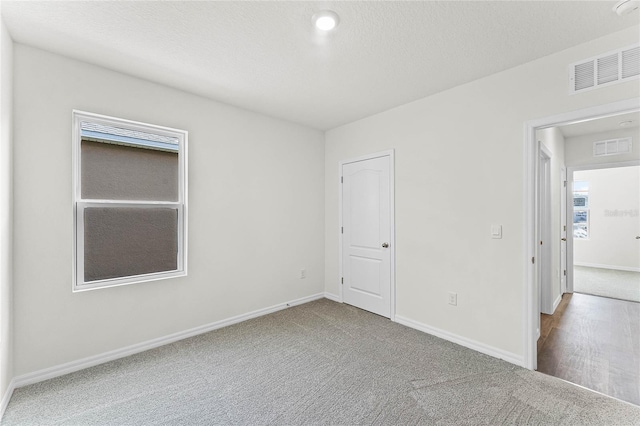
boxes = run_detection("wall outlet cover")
[448,292,457,306]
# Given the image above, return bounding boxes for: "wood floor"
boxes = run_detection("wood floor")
[537,292,640,406]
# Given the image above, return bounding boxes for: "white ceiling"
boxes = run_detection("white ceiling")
[559,111,640,138]
[2,1,638,130]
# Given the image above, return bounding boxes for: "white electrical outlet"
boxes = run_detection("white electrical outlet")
[300,269,306,279]
[448,292,457,306]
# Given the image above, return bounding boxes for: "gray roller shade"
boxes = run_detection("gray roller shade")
[81,140,179,201]
[84,207,178,282]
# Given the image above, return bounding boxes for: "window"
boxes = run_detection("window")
[573,181,589,239]
[73,111,187,291]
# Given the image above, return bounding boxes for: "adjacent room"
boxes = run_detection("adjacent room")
[0,1,639,424]
[573,166,640,302]
[536,113,640,406]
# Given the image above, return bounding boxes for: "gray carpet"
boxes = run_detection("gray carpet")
[574,266,640,303]
[3,299,640,425]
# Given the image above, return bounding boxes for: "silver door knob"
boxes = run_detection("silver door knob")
[561,238,567,241]
[382,242,389,248]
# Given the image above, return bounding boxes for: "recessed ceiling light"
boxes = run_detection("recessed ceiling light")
[619,120,634,127]
[313,10,339,31]
[613,0,639,16]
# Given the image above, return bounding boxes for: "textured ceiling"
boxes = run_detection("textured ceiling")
[559,111,640,138]
[2,1,639,130]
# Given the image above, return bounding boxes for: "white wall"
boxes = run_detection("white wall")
[324,26,639,360]
[537,127,565,309]
[0,12,14,403]
[565,127,640,167]
[574,166,640,271]
[13,45,325,376]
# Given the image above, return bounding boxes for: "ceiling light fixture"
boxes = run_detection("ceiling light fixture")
[313,10,339,31]
[613,0,639,16]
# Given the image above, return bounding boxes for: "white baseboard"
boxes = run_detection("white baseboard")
[552,294,562,313]
[395,315,524,367]
[13,293,325,389]
[324,292,341,302]
[574,262,640,273]
[0,379,15,421]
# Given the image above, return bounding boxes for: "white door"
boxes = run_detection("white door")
[539,147,553,315]
[560,168,567,294]
[341,153,393,318]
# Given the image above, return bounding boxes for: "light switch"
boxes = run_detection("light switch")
[491,225,502,239]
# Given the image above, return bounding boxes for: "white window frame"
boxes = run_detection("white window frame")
[72,110,188,292]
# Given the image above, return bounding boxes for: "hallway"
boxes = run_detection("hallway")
[537,293,640,406]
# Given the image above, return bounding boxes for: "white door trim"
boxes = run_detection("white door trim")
[523,97,640,371]
[560,167,567,295]
[339,149,396,321]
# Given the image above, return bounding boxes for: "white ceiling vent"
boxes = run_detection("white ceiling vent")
[569,44,639,94]
[593,137,632,157]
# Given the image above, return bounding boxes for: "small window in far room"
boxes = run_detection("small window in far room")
[572,181,589,239]
[72,111,188,291]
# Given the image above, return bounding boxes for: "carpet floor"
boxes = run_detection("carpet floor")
[3,299,640,425]
[574,266,640,303]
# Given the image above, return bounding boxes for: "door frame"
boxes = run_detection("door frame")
[566,160,640,293]
[523,97,640,371]
[338,149,396,321]
[560,167,567,295]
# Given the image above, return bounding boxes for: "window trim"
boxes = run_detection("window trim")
[72,110,188,292]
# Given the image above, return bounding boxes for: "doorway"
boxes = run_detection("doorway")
[570,165,640,303]
[524,98,640,370]
[339,150,395,319]
[527,99,640,405]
